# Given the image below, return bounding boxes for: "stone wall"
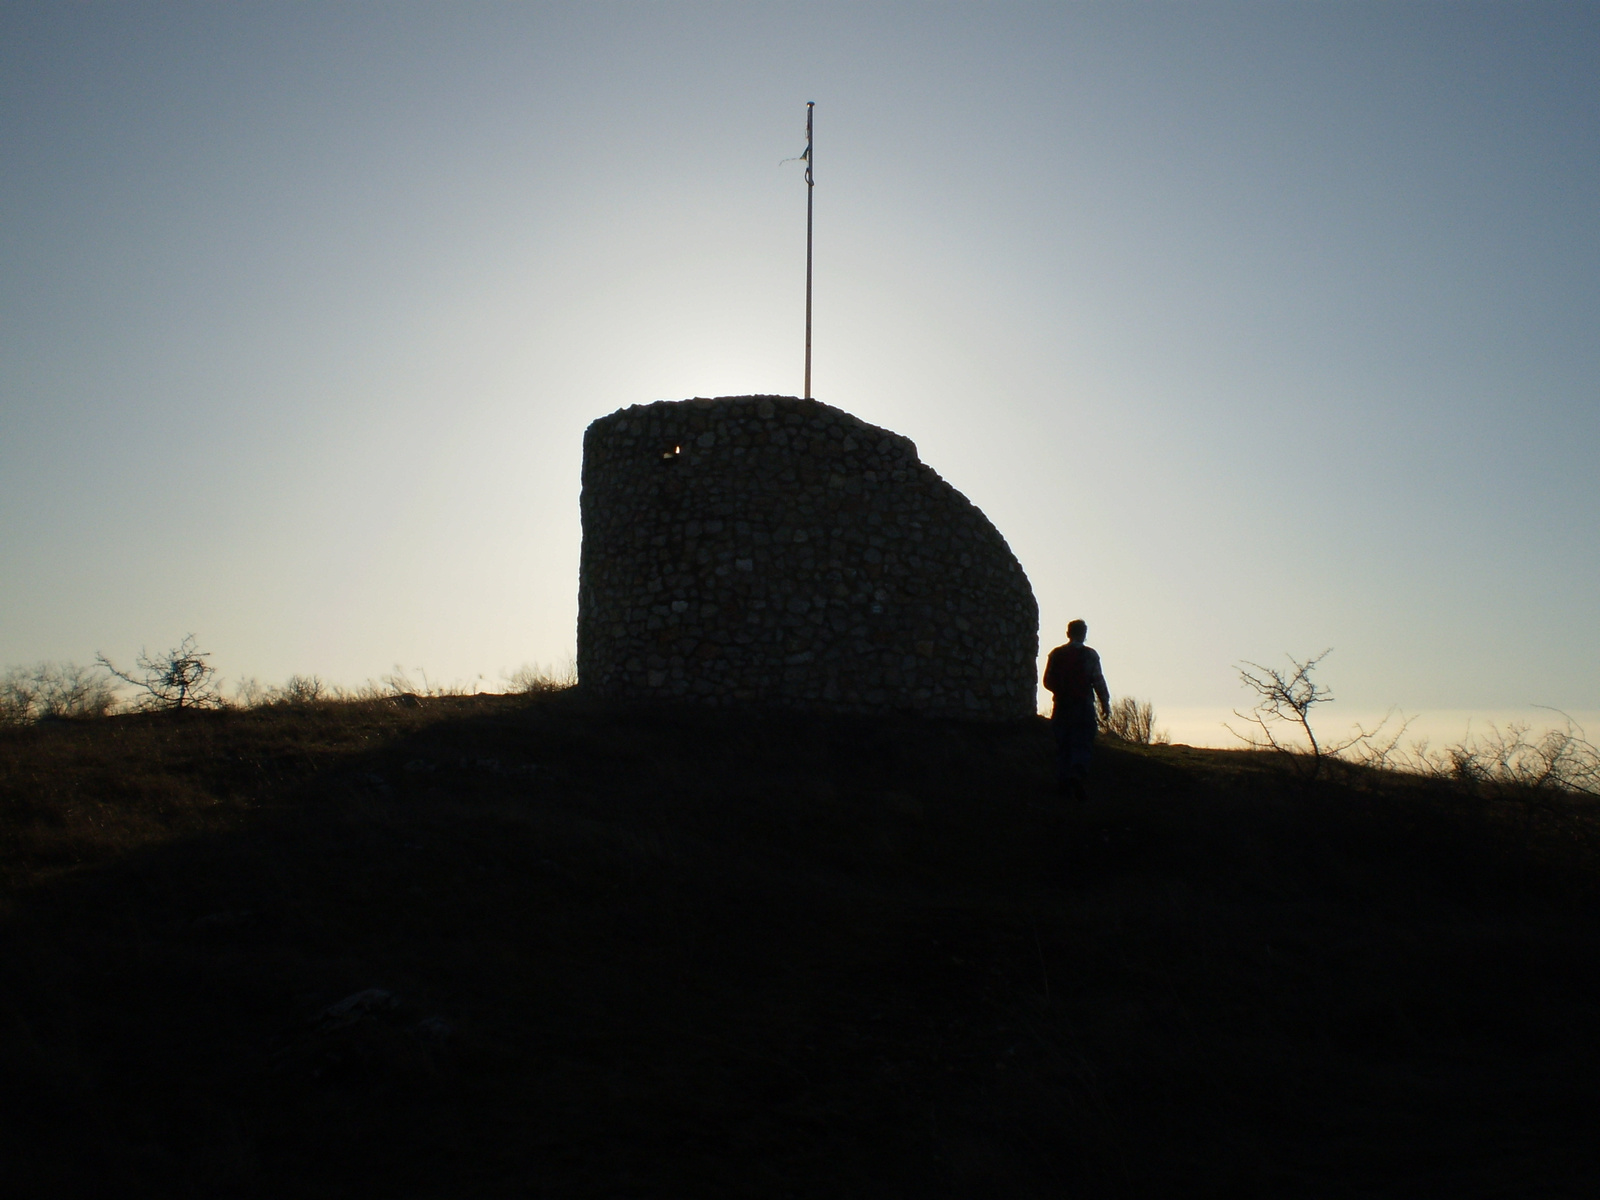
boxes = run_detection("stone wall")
[577,395,1038,719]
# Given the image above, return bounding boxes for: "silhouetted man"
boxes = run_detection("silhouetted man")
[1043,619,1110,801]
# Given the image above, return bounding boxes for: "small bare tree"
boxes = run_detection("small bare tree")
[1226,650,1401,781]
[97,635,221,712]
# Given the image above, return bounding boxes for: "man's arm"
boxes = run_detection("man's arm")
[1089,651,1110,717]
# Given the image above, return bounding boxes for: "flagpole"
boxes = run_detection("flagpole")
[804,101,814,401]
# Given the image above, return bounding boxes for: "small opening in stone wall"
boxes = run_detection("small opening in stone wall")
[660,444,680,464]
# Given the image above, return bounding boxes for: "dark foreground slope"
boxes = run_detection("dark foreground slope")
[3,693,1599,1198]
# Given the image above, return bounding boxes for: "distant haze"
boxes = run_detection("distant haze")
[3,3,1596,744]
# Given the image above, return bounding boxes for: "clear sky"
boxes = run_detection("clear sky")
[3,2,1596,741]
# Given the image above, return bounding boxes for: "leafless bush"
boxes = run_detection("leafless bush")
[1339,711,1415,773]
[1,662,119,724]
[231,677,269,708]
[504,661,578,695]
[39,663,119,719]
[1226,650,1402,782]
[226,676,324,708]
[97,635,221,712]
[277,674,327,705]
[1099,697,1168,745]
[1407,715,1600,798]
[0,670,28,726]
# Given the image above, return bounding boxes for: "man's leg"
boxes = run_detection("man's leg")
[1052,719,1075,796]
[1065,715,1097,801]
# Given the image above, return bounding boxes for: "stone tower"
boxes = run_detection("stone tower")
[577,395,1038,719]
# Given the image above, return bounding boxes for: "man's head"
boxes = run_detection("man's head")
[1066,619,1087,642]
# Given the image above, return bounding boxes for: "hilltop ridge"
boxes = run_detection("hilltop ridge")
[3,693,1598,1197]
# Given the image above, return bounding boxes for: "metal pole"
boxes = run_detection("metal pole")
[804,101,814,400]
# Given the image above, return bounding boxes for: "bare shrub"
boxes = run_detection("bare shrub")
[1099,697,1168,745]
[97,635,221,712]
[277,674,326,705]
[1409,715,1600,798]
[1340,712,1415,774]
[1226,650,1402,781]
[36,663,118,719]
[0,668,29,726]
[1,662,119,724]
[504,661,578,695]
[232,677,269,708]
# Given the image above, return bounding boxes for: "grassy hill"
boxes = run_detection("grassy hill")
[3,692,1599,1197]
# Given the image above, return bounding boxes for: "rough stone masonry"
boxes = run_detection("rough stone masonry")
[577,395,1038,719]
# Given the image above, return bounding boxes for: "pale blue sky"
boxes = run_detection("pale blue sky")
[3,2,1596,737]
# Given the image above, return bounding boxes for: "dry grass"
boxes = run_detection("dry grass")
[3,694,1600,1197]
[503,660,579,694]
